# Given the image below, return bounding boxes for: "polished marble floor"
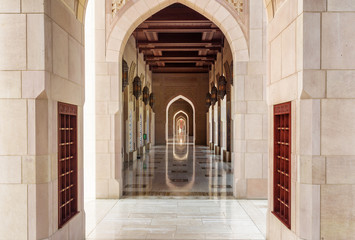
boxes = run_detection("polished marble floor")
[85,198,267,240]
[86,143,267,240]
[123,143,233,197]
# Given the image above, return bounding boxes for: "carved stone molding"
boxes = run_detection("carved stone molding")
[225,0,244,15]
[112,0,127,17]
[224,0,249,42]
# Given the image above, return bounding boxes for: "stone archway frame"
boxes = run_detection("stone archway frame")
[105,0,251,147]
[173,110,189,139]
[102,0,252,198]
[106,0,250,63]
[165,95,196,143]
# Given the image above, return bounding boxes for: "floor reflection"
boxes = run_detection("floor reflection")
[123,143,233,197]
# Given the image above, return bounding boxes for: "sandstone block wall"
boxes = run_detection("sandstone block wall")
[152,73,209,145]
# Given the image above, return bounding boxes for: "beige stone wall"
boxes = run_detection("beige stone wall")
[152,73,209,145]
[223,0,268,199]
[267,0,355,239]
[95,0,122,199]
[0,0,86,239]
[96,9,154,198]
[1,0,354,239]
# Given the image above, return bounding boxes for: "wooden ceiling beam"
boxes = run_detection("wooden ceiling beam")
[139,46,221,52]
[143,20,212,24]
[136,28,220,33]
[145,51,216,57]
[202,31,215,41]
[151,49,162,56]
[144,31,159,41]
[147,60,213,64]
[151,66,209,73]
[137,41,221,48]
[145,57,216,62]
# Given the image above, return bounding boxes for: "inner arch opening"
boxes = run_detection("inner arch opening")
[120,2,235,197]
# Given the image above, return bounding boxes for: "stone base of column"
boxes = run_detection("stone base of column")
[145,143,151,150]
[129,150,137,161]
[138,146,145,158]
[214,145,221,155]
[223,150,231,162]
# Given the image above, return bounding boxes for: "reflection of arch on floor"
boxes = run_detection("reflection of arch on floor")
[166,95,195,144]
[173,110,189,140]
[166,144,196,190]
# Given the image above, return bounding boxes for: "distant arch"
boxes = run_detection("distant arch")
[173,110,189,138]
[166,95,195,143]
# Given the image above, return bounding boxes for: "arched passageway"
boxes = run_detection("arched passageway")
[166,96,195,143]
[174,111,189,142]
[3,0,354,239]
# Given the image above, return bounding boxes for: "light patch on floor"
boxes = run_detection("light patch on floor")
[85,198,267,240]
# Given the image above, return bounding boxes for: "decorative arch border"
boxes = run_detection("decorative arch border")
[106,0,250,63]
[166,95,196,143]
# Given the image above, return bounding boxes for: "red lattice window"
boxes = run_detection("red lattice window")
[273,102,291,229]
[58,102,78,228]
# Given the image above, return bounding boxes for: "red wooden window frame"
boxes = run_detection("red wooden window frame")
[58,102,78,228]
[273,102,291,229]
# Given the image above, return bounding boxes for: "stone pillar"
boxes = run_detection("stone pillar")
[210,106,214,150]
[232,0,268,199]
[267,0,355,239]
[150,110,155,146]
[95,0,121,199]
[0,0,87,238]
[221,96,227,159]
[206,111,209,146]
[214,102,219,152]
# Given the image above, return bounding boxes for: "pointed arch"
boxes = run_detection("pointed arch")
[166,95,195,143]
[106,0,249,63]
[173,110,189,138]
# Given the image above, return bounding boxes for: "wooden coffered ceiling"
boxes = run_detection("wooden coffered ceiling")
[133,3,224,73]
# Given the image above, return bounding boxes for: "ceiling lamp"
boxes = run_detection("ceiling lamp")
[133,39,141,100]
[205,92,211,108]
[211,64,218,106]
[218,38,227,100]
[122,60,129,92]
[149,93,154,108]
[142,65,150,105]
[211,85,217,106]
[143,86,149,105]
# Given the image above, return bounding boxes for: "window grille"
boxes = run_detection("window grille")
[58,102,78,228]
[273,102,291,229]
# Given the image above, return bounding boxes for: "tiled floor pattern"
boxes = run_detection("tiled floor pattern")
[85,198,267,240]
[123,144,233,197]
